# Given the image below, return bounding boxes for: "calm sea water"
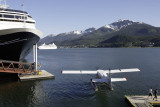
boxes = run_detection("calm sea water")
[0,48,160,107]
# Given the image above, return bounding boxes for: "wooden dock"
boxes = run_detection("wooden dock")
[125,95,160,107]
[19,70,55,81]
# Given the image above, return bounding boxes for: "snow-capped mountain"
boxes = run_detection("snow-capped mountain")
[67,30,83,35]
[48,34,57,37]
[39,27,96,45]
[39,19,145,46]
[66,27,96,35]
[83,27,96,34]
[104,19,142,30]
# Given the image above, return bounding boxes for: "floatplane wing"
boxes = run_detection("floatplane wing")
[105,68,140,74]
[62,68,140,74]
[62,70,98,74]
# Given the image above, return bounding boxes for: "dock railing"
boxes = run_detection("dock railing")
[0,59,40,74]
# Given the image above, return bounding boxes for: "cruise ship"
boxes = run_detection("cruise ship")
[38,43,57,50]
[0,0,42,61]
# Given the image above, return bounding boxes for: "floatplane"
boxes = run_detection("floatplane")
[62,68,140,91]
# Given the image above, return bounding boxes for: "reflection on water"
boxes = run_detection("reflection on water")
[0,79,49,107]
[0,80,34,106]
[0,48,160,107]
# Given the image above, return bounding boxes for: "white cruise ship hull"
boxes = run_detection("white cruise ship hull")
[38,46,57,50]
[38,43,57,50]
[0,28,42,61]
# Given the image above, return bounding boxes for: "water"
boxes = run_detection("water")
[0,48,160,107]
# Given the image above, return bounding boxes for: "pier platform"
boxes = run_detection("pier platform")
[19,70,55,81]
[125,95,160,107]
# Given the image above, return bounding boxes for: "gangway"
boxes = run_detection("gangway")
[0,59,40,74]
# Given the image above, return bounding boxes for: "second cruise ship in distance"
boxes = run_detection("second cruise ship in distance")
[38,43,57,50]
[0,0,43,61]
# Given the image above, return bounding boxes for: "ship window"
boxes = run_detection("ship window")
[15,16,21,19]
[22,16,27,20]
[26,21,35,24]
[28,15,32,18]
[4,15,14,18]
[0,14,2,17]
[0,19,35,24]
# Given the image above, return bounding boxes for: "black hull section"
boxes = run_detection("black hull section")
[0,31,40,61]
[0,72,19,80]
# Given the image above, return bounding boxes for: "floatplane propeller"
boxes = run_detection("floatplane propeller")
[62,68,140,91]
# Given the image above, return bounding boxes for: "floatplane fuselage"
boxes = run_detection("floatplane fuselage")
[62,68,140,91]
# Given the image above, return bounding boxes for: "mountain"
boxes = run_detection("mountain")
[83,27,96,33]
[98,23,160,47]
[59,19,145,47]
[39,27,96,45]
[39,19,160,48]
[103,19,142,30]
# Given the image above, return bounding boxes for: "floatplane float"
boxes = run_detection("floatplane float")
[62,68,140,91]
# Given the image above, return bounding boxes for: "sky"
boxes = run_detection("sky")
[5,0,160,37]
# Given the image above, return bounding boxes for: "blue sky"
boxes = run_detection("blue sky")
[6,0,160,37]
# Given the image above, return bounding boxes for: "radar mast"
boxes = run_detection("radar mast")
[0,0,8,9]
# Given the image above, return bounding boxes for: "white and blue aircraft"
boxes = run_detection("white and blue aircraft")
[62,68,140,91]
